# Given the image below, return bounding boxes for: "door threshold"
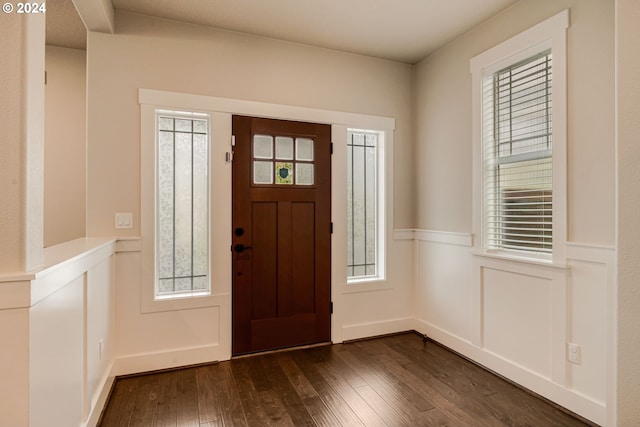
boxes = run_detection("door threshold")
[231,341,332,359]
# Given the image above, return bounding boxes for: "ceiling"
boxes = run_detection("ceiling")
[47,0,518,64]
[46,0,87,50]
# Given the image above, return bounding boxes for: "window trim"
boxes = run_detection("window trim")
[471,9,569,265]
[140,104,227,313]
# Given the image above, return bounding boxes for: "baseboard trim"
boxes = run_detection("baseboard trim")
[414,319,605,426]
[112,344,221,377]
[84,371,115,427]
[341,317,414,342]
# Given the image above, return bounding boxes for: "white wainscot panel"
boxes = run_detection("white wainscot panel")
[86,256,115,418]
[30,275,84,427]
[482,267,553,378]
[567,258,607,404]
[416,240,473,342]
[115,250,227,375]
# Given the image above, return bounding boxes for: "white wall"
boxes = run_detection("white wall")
[413,1,614,424]
[615,0,640,425]
[87,12,415,373]
[0,13,45,273]
[44,46,87,247]
[0,239,117,427]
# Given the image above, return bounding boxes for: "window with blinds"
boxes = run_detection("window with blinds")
[483,50,553,255]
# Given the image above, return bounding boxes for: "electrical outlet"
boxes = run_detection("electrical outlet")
[568,343,581,364]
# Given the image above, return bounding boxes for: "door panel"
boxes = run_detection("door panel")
[232,115,331,355]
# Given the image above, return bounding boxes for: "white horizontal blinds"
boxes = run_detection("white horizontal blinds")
[483,50,553,254]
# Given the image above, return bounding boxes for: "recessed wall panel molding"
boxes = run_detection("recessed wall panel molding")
[414,230,607,425]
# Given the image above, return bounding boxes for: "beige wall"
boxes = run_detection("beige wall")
[616,0,640,424]
[86,11,415,375]
[0,13,26,273]
[0,14,45,273]
[45,46,87,247]
[414,0,615,246]
[86,11,414,236]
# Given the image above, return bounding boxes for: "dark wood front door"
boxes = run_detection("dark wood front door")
[232,116,331,355]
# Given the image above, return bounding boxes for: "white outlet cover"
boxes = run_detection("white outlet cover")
[115,212,133,229]
[568,343,581,364]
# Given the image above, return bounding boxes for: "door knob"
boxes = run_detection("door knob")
[235,243,252,253]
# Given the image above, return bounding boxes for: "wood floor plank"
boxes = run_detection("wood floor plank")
[232,357,296,426]
[99,377,138,426]
[276,352,344,427]
[381,336,509,426]
[230,358,272,425]
[195,365,221,424]
[338,343,435,413]
[308,352,386,426]
[390,335,501,397]
[291,349,365,426]
[373,351,486,426]
[100,333,592,427]
[129,374,162,427]
[152,370,178,427]
[175,367,200,427]
[212,378,249,427]
[261,353,317,427]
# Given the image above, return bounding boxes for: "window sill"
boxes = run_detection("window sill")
[343,277,391,294]
[141,292,230,314]
[472,251,568,270]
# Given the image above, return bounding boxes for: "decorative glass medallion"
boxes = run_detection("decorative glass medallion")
[254,161,273,184]
[296,163,314,185]
[253,135,273,159]
[275,162,293,185]
[296,138,314,161]
[275,136,294,160]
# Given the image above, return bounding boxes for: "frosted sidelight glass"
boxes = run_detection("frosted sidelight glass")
[174,132,193,279]
[175,118,192,132]
[158,130,174,280]
[156,114,210,296]
[347,130,378,279]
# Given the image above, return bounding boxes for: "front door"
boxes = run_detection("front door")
[232,116,331,355]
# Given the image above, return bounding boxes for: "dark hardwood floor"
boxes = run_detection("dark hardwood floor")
[99,333,594,426]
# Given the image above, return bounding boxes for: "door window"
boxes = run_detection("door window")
[252,134,315,186]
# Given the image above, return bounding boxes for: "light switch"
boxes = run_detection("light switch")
[115,212,133,229]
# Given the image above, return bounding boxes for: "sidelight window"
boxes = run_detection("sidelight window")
[155,111,210,298]
[347,129,382,280]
